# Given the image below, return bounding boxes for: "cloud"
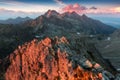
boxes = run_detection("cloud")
[61,3,120,15]
[62,3,88,14]
[0,8,42,20]
[0,1,60,13]
[54,0,66,6]
[0,0,61,19]
[0,8,14,13]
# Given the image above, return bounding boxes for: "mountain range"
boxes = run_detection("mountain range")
[0,17,32,24]
[24,10,116,37]
[0,10,117,59]
[0,10,120,80]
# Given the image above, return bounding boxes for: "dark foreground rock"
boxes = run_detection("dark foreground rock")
[0,37,119,80]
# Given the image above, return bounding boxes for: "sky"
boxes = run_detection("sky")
[0,0,120,27]
[0,0,120,18]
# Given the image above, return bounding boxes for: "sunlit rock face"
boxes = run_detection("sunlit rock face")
[0,37,117,80]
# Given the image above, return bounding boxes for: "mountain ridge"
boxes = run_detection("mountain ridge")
[23,10,116,38]
[0,10,117,59]
[0,37,118,80]
[0,17,32,24]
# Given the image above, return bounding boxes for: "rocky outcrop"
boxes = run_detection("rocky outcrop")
[0,37,119,80]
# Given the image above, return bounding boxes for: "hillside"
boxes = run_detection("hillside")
[0,24,34,59]
[96,29,120,69]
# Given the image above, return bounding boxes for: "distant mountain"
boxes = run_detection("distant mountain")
[0,17,32,24]
[24,10,116,38]
[106,23,120,28]
[89,16,120,28]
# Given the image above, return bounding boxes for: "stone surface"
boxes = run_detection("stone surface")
[0,37,119,80]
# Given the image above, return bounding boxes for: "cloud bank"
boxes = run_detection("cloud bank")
[0,8,42,20]
[62,3,88,14]
[61,3,120,15]
[0,0,120,19]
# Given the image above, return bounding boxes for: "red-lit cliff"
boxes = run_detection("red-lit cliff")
[0,37,119,80]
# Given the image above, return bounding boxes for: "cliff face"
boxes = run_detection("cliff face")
[0,37,118,80]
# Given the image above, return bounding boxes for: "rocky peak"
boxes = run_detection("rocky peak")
[61,11,80,18]
[81,14,88,18]
[0,37,119,80]
[44,10,59,18]
[22,10,116,35]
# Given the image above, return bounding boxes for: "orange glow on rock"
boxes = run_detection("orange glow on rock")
[5,37,103,80]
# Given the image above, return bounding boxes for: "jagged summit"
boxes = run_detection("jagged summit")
[44,10,59,18]
[23,10,116,36]
[61,11,80,18]
[44,10,80,18]
[44,10,87,19]
[81,14,88,18]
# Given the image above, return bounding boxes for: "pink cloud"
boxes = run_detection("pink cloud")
[62,3,88,14]
[62,3,120,15]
